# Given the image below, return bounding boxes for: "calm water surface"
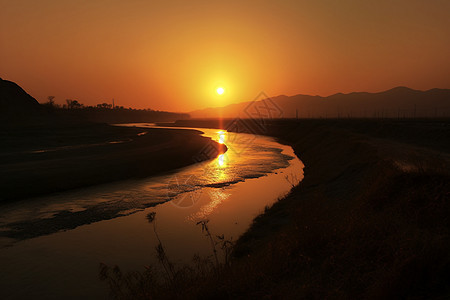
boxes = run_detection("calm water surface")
[0,124,304,299]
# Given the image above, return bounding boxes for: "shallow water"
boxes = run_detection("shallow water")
[0,124,304,299]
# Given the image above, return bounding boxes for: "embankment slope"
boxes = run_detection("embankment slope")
[228,120,450,299]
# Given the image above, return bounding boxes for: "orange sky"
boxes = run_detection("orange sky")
[1,0,449,112]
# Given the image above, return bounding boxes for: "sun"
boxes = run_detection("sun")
[216,87,225,95]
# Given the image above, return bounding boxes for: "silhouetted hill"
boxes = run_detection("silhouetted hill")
[190,87,450,118]
[0,78,189,124]
[0,78,42,116]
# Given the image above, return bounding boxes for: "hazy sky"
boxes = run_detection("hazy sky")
[1,0,449,111]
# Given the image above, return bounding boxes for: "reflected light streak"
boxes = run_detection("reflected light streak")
[217,131,226,144]
[218,154,225,167]
[190,189,231,220]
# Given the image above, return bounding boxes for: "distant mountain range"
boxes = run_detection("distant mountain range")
[2,79,449,121]
[190,87,450,119]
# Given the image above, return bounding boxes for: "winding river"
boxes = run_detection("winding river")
[0,124,304,299]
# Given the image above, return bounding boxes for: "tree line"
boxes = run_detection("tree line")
[41,96,190,122]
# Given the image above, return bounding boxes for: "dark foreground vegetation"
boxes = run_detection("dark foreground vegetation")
[101,119,450,299]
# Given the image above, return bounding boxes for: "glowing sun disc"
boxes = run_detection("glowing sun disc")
[216,87,225,95]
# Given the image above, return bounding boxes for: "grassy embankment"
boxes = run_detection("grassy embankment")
[229,119,450,299]
[101,119,450,299]
[0,121,225,202]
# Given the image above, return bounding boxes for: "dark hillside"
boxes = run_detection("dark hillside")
[0,78,42,116]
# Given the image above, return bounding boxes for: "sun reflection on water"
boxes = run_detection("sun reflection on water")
[218,154,225,167]
[217,131,226,144]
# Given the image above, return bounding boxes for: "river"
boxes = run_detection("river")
[0,124,303,299]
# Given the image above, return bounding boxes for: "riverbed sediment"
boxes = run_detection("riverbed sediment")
[0,122,225,202]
